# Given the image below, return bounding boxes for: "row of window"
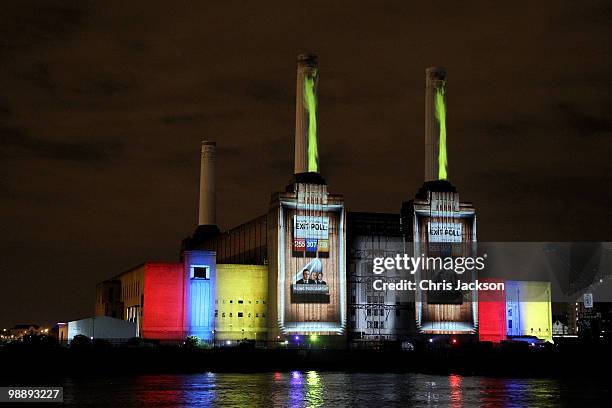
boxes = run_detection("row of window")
[215,299,266,305]
[349,295,387,304]
[349,309,402,317]
[214,310,266,318]
[366,321,385,329]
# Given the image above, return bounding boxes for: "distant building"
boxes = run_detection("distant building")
[9,324,42,339]
[66,316,136,342]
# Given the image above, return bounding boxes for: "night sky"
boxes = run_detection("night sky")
[1,1,611,327]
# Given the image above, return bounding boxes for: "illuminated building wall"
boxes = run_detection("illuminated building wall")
[506,281,553,342]
[183,250,216,341]
[141,263,184,340]
[402,181,478,335]
[347,212,415,342]
[98,253,217,342]
[214,264,268,341]
[478,278,507,342]
[267,177,346,339]
[67,316,136,341]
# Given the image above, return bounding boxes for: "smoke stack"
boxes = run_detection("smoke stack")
[294,54,319,175]
[198,141,216,226]
[424,67,448,182]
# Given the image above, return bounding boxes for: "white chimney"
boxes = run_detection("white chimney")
[294,54,319,175]
[424,67,448,182]
[198,141,216,226]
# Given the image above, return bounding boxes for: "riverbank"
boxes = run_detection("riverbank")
[1,341,609,380]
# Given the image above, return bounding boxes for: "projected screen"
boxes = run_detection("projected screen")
[414,207,477,334]
[278,202,345,334]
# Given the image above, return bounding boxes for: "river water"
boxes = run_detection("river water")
[60,372,606,407]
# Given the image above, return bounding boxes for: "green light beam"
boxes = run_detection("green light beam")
[304,74,318,173]
[435,86,448,180]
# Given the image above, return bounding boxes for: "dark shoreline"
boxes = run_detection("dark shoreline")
[2,342,610,380]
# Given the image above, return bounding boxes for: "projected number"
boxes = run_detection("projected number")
[305,239,318,252]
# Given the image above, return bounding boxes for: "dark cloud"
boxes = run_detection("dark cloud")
[72,78,136,97]
[556,102,612,136]
[209,76,291,103]
[161,110,244,125]
[0,1,90,59]
[0,126,122,163]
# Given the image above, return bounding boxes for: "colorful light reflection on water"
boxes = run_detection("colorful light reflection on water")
[59,372,604,407]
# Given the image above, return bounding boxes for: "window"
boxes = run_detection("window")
[191,265,210,280]
[374,321,379,329]
[230,300,233,304]
[262,313,266,317]
[367,321,373,328]
[229,313,233,317]
[380,322,385,329]
[256,313,259,318]
[508,320,512,329]
[374,310,378,316]
[248,313,251,318]
[256,300,259,304]
[367,296,372,303]
[214,310,218,317]
[351,309,355,316]
[508,309,512,317]
[367,309,371,316]
[222,313,225,318]
[238,300,243,304]
[238,312,243,317]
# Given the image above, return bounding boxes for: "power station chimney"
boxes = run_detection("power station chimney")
[198,141,216,226]
[424,67,448,182]
[294,54,319,175]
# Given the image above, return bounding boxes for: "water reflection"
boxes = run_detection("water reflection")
[449,374,462,407]
[305,371,324,407]
[60,372,597,407]
[288,371,304,407]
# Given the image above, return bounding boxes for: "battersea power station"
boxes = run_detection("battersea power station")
[94,55,552,347]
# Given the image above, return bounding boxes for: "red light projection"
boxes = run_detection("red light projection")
[142,263,184,340]
[478,278,507,343]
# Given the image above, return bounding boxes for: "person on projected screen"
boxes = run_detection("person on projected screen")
[296,258,323,284]
[296,270,312,284]
[311,271,327,285]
